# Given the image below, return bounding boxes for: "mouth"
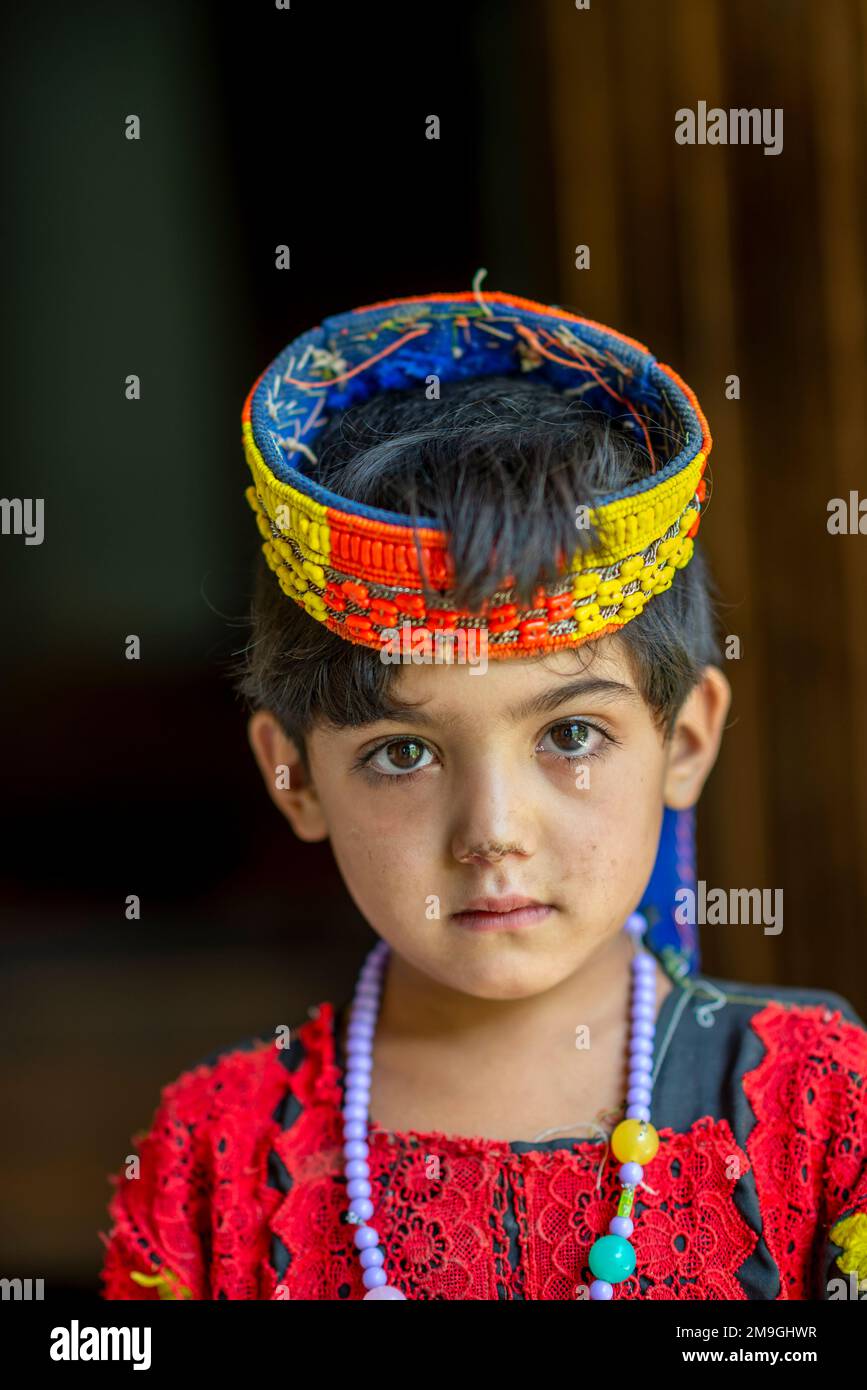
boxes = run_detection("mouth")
[450,896,554,933]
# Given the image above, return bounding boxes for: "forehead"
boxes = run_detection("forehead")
[358,638,640,732]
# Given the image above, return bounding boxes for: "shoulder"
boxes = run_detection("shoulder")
[680,972,867,1130]
[100,1002,343,1300]
[146,1001,341,1135]
[685,976,867,1294]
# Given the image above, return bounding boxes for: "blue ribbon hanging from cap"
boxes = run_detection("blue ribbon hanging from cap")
[640,806,700,978]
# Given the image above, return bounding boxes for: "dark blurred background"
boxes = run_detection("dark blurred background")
[1,0,865,1295]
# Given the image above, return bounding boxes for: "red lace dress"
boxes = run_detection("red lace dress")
[98,979,867,1300]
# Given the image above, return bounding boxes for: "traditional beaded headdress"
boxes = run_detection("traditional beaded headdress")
[242,285,710,657]
[241,282,709,974]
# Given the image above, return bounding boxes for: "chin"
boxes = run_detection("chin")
[441,958,570,1003]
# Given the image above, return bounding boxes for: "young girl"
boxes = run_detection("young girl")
[99,285,867,1301]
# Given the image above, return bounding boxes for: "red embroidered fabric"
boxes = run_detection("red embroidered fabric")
[99,998,867,1300]
[742,1003,867,1299]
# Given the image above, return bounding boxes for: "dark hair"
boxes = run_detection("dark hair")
[232,375,721,775]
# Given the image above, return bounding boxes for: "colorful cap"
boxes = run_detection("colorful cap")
[241,286,711,659]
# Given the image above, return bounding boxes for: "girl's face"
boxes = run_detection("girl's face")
[253,640,728,1002]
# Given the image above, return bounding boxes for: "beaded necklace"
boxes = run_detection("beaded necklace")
[341,911,661,1299]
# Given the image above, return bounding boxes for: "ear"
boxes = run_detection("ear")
[662,665,731,810]
[247,710,329,842]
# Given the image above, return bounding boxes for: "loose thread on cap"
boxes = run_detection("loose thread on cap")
[513,322,657,472]
[472,266,495,316]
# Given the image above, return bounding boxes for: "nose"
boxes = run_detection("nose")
[450,761,534,865]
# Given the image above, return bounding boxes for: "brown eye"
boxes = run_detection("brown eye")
[366,738,434,777]
[538,720,607,760]
[549,721,592,753]
[387,739,425,769]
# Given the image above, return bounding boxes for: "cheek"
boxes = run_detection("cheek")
[552,749,664,896]
[327,793,438,899]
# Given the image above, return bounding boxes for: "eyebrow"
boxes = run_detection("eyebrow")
[372,677,641,730]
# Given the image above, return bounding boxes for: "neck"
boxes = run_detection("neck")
[352,926,668,1070]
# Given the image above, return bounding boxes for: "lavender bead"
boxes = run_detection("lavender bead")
[347,1178,371,1199]
[353,1225,379,1250]
[350,1198,374,1222]
[619,1161,643,1185]
[344,1140,369,1160]
[362,1266,388,1289]
[609,1217,634,1238]
[625,912,647,937]
[359,1247,384,1268]
[589,1279,614,1300]
[345,1086,371,1107]
[348,1024,375,1042]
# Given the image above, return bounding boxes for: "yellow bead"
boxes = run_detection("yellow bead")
[656,538,678,561]
[575,602,600,622]
[302,560,326,587]
[611,1118,660,1164]
[619,556,643,581]
[679,507,698,533]
[573,573,600,597]
[621,591,645,611]
[596,580,624,605]
[673,538,694,569]
[639,563,659,593]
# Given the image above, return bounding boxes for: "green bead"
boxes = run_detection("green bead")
[617,1188,635,1218]
[588,1234,636,1284]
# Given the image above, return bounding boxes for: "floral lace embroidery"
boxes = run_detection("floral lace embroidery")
[99,1041,290,1300]
[742,1002,867,1299]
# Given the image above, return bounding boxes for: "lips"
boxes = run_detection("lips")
[456,895,546,914]
[450,895,554,933]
